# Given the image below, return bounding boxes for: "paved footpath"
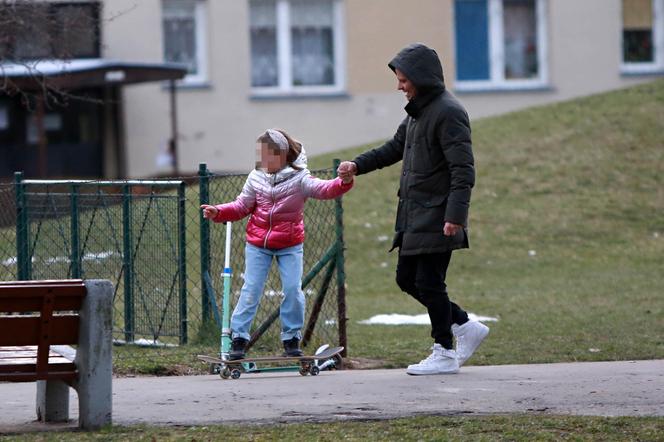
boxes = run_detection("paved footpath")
[1,359,663,432]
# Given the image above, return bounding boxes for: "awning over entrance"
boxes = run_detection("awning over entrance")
[1,59,188,178]
[1,59,188,90]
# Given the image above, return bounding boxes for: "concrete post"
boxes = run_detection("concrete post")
[36,380,69,422]
[74,279,113,429]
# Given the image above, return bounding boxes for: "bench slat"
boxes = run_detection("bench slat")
[0,316,79,346]
[0,370,78,382]
[0,356,73,367]
[0,295,85,312]
[0,280,85,313]
[0,279,84,286]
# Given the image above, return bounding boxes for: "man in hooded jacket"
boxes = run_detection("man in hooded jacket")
[338,43,489,375]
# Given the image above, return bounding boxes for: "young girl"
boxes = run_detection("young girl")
[201,129,353,359]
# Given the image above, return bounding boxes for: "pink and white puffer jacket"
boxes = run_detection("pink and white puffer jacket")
[212,150,353,249]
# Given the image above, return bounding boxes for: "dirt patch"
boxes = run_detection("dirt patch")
[342,357,388,370]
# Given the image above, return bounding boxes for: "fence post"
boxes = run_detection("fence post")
[14,172,30,280]
[122,183,134,343]
[198,163,211,322]
[70,183,81,278]
[333,159,348,356]
[178,181,188,344]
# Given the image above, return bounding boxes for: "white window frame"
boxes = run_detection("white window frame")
[621,0,664,74]
[162,0,209,86]
[455,0,549,92]
[250,0,346,97]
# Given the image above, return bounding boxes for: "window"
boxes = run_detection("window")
[621,0,664,74]
[454,0,548,91]
[162,0,208,85]
[249,0,346,95]
[0,2,100,61]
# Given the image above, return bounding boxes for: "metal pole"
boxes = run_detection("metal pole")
[169,80,179,176]
[122,183,134,342]
[14,172,30,280]
[35,97,48,177]
[333,159,348,357]
[198,163,210,321]
[70,183,81,278]
[220,222,233,359]
[178,182,188,344]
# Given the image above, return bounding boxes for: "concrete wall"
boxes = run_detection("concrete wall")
[100,0,661,177]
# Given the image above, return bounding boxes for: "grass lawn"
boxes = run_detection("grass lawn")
[2,415,663,441]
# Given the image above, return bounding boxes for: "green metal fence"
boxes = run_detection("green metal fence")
[1,161,347,360]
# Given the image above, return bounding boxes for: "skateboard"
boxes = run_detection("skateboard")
[198,345,344,379]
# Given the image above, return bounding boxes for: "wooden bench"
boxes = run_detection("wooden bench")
[0,279,113,429]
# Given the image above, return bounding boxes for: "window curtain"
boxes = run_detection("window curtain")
[163,0,198,75]
[622,0,654,62]
[503,0,538,79]
[250,0,278,87]
[290,0,335,86]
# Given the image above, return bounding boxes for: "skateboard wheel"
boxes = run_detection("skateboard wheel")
[299,367,309,376]
[230,368,242,379]
[209,363,221,375]
[309,365,320,376]
[220,367,231,379]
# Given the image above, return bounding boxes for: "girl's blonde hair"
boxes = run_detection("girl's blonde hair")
[256,129,303,170]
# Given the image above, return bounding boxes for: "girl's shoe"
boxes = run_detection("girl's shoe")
[282,337,304,357]
[229,337,248,360]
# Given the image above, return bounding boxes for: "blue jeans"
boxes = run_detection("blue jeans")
[231,243,305,341]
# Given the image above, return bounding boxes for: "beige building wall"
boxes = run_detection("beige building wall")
[100,0,660,177]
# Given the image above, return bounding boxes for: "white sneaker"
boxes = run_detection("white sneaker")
[406,344,459,375]
[453,320,489,366]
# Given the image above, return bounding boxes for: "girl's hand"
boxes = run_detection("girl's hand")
[200,204,219,220]
[341,175,354,184]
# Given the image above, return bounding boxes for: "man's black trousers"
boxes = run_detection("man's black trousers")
[396,251,469,349]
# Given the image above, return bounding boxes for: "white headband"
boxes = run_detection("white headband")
[266,129,289,151]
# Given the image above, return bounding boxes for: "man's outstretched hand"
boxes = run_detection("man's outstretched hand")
[337,161,357,183]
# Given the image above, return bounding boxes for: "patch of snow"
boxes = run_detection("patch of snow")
[2,256,17,266]
[113,338,178,348]
[364,222,372,228]
[380,262,388,268]
[325,319,336,326]
[3,250,119,267]
[588,348,601,353]
[528,250,537,257]
[358,312,498,325]
[377,235,389,242]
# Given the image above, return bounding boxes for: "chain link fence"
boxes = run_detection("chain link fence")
[0,162,347,366]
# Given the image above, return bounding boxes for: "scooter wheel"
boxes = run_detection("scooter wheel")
[230,368,242,379]
[220,367,231,379]
[299,367,309,376]
[309,365,320,376]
